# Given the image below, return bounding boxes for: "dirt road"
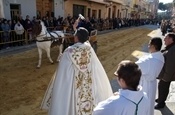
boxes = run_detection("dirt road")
[0,27,151,115]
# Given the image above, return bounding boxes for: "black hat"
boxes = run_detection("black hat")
[74,27,89,43]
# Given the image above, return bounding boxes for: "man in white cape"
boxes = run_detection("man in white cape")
[136,37,164,115]
[93,60,149,115]
[41,27,113,115]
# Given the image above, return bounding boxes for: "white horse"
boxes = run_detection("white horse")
[34,21,65,68]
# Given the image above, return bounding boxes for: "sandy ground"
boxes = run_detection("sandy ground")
[0,27,152,115]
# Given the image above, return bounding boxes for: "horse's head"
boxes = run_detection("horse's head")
[32,21,42,38]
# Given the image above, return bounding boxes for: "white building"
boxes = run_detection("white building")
[1,0,64,20]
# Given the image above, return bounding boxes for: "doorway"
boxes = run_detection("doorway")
[10,4,20,20]
[36,0,54,18]
[112,6,116,18]
[73,4,85,18]
[92,10,97,18]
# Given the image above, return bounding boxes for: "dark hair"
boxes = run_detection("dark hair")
[115,60,141,90]
[150,37,162,51]
[74,27,89,43]
[3,19,7,23]
[167,33,175,42]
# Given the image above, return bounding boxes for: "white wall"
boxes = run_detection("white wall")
[3,0,36,20]
[0,0,4,18]
[54,0,64,18]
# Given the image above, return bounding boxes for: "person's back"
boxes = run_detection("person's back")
[93,60,149,115]
[14,21,24,35]
[93,89,149,115]
[136,38,164,115]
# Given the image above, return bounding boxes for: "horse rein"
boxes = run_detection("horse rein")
[36,31,63,43]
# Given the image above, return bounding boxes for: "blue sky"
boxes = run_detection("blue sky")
[159,0,173,3]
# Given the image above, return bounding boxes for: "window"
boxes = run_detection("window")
[73,4,85,18]
[98,9,101,18]
[108,8,111,18]
[92,10,97,18]
[88,8,91,17]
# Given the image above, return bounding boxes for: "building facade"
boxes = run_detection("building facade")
[64,0,108,19]
[2,0,36,19]
[130,0,151,19]
[1,0,158,20]
[146,0,159,19]
[1,0,64,20]
[64,0,128,19]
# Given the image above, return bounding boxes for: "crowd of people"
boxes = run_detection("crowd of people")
[0,14,160,50]
[0,15,34,49]
[160,19,175,36]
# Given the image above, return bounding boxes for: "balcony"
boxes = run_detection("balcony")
[134,4,137,8]
[133,4,142,12]
[87,0,108,5]
[133,4,138,11]
[105,0,124,5]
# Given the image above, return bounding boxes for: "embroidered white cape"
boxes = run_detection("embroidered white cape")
[41,42,113,115]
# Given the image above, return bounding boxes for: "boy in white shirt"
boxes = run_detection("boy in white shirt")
[93,60,149,115]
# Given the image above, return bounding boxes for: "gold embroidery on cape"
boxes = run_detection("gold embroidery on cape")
[71,46,91,70]
[71,46,94,114]
[75,71,94,115]
[79,49,89,69]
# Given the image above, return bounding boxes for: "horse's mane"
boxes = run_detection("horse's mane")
[32,21,42,38]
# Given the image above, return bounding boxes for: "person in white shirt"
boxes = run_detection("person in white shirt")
[14,20,24,35]
[93,60,149,115]
[14,20,24,46]
[136,37,164,115]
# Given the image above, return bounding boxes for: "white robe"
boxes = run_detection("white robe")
[136,52,164,115]
[93,88,149,115]
[41,42,113,115]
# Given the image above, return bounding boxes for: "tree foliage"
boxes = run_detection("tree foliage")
[158,2,167,11]
[165,3,173,11]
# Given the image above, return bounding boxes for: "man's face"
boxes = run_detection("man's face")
[148,40,154,53]
[74,35,78,43]
[164,35,173,46]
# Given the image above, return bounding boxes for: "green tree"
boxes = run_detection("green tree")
[158,2,167,11]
